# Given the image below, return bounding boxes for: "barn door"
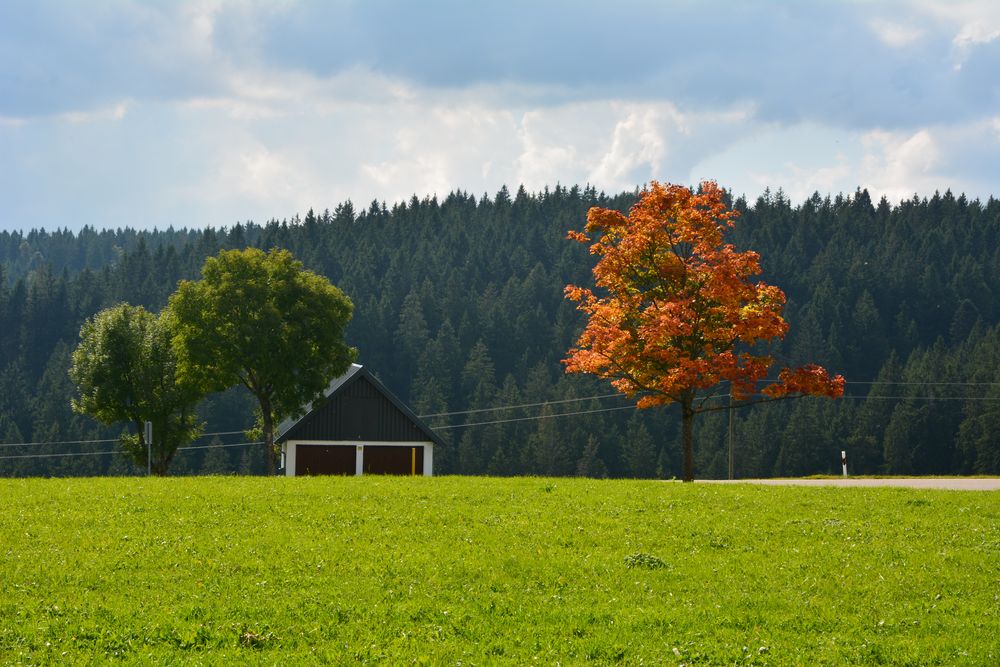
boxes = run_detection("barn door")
[362,445,423,475]
[295,444,355,476]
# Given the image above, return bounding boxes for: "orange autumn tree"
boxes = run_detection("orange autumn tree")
[564,181,844,482]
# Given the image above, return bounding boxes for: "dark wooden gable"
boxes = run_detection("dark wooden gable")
[281,373,432,443]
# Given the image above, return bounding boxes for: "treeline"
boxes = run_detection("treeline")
[2,185,1000,477]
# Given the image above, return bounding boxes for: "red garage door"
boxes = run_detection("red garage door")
[363,446,424,475]
[296,444,356,476]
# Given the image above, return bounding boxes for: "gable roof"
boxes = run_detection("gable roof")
[275,364,443,446]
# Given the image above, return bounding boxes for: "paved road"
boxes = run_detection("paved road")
[699,478,1000,490]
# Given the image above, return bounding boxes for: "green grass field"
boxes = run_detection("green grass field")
[1,477,997,665]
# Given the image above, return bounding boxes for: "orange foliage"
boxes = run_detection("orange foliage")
[563,181,844,409]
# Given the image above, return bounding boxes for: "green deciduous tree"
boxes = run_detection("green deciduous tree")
[69,304,203,475]
[168,248,356,474]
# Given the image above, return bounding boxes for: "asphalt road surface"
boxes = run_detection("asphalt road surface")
[700,478,1000,490]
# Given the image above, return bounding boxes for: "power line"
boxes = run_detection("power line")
[0,449,122,461]
[421,380,1000,421]
[177,441,263,451]
[431,392,1000,431]
[419,393,625,418]
[431,404,637,430]
[840,395,1000,401]
[198,429,256,438]
[4,382,1000,451]
[845,380,1000,387]
[0,427,256,450]
[0,437,118,449]
[727,393,1000,403]
[0,440,264,462]
[742,379,1000,387]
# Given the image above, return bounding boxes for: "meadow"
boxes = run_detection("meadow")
[0,476,997,665]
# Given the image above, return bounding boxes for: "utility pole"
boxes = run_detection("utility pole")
[144,421,152,476]
[728,391,735,480]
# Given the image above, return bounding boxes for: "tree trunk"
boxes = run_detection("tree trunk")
[681,394,695,482]
[261,397,275,475]
[153,420,168,476]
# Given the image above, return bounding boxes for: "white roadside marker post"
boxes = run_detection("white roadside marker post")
[841,450,848,477]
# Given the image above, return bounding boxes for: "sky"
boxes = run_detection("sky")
[1,0,999,232]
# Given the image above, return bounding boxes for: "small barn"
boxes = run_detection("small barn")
[277,364,441,477]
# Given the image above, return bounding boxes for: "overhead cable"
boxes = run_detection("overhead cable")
[430,404,637,430]
[0,449,122,461]
[0,437,119,449]
[0,428,255,450]
[419,392,624,418]
[0,440,263,461]
[177,441,263,451]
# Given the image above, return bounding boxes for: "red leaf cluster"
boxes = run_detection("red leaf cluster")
[762,365,846,399]
[563,181,843,409]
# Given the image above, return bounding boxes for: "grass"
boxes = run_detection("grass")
[1,477,997,665]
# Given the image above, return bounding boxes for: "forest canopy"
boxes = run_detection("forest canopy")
[2,185,1000,477]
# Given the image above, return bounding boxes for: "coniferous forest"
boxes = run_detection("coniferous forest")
[2,184,1000,478]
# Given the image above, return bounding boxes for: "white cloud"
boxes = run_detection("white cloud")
[352,102,522,201]
[747,157,855,203]
[515,109,584,188]
[869,19,924,47]
[860,128,940,201]
[59,102,129,125]
[179,96,282,121]
[588,107,667,187]
[362,155,452,199]
[512,100,729,194]
[4,2,1000,231]
[954,23,1000,47]
[238,148,297,200]
[182,0,223,50]
[912,0,1000,65]
[0,86,760,229]
[687,118,996,205]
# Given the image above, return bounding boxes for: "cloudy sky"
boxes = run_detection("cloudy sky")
[2,1,999,232]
